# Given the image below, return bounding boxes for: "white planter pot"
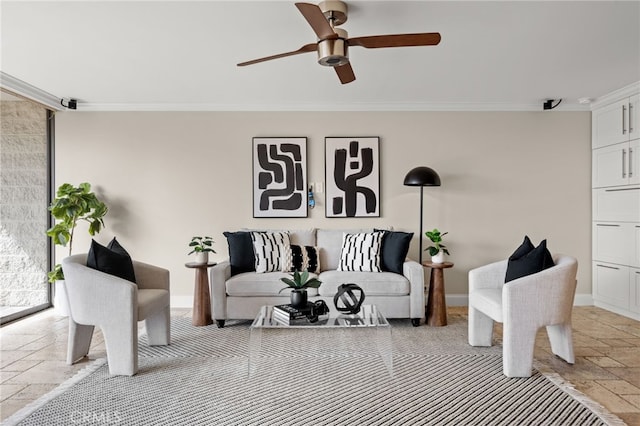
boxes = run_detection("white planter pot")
[431,251,445,264]
[53,280,70,316]
[195,252,209,264]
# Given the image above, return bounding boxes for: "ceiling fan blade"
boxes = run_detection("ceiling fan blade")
[237,43,317,67]
[295,2,337,40]
[334,62,355,84]
[348,33,441,49]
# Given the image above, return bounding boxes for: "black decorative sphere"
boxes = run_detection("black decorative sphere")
[333,283,365,314]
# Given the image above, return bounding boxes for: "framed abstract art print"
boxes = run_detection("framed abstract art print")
[253,137,308,218]
[325,137,380,218]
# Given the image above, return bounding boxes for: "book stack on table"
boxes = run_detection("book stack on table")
[272,304,312,325]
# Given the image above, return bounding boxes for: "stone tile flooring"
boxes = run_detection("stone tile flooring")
[1,306,639,425]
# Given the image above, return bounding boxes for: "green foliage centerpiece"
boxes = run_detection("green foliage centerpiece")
[425,228,450,263]
[279,270,322,308]
[188,236,216,264]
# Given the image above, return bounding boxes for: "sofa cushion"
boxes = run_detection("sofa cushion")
[243,228,316,246]
[86,238,137,283]
[376,229,413,274]
[282,245,320,273]
[251,232,291,273]
[316,229,373,271]
[318,270,410,297]
[226,271,320,297]
[337,232,383,272]
[223,231,255,276]
[468,288,503,322]
[505,236,555,282]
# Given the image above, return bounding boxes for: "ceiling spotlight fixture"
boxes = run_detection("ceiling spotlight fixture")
[543,99,562,110]
[60,98,77,110]
[578,97,592,105]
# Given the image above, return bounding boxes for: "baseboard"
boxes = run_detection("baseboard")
[171,296,193,309]
[446,295,469,306]
[593,301,640,321]
[573,294,594,306]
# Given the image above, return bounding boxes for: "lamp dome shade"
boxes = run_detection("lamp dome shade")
[403,167,441,186]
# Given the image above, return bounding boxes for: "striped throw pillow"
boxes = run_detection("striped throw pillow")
[337,232,383,272]
[281,245,320,274]
[251,231,290,273]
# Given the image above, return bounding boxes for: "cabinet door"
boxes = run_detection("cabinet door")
[593,187,640,222]
[631,268,640,313]
[629,139,640,185]
[593,99,629,148]
[629,94,640,142]
[593,142,628,187]
[593,262,629,309]
[634,225,640,268]
[593,223,631,265]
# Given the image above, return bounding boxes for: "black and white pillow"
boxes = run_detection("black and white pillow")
[281,245,320,274]
[337,232,383,272]
[251,231,290,273]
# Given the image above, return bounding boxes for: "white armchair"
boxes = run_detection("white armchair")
[468,254,578,377]
[62,254,171,376]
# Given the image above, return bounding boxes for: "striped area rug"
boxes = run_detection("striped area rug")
[5,317,625,426]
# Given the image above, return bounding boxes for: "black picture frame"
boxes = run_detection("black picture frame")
[325,137,380,218]
[253,137,308,218]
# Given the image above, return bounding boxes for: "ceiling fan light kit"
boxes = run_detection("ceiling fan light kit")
[237,1,441,85]
[318,28,348,66]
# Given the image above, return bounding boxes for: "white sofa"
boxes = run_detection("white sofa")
[209,229,425,327]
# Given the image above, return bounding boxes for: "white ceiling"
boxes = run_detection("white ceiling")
[1,0,639,111]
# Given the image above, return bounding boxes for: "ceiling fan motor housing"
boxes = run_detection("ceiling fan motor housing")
[318,28,348,66]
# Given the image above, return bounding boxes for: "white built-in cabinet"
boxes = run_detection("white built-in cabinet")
[592,140,640,187]
[592,84,640,320]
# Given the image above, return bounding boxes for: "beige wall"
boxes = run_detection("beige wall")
[54,111,591,305]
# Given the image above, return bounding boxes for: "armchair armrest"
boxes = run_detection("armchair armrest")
[469,259,508,292]
[403,259,425,319]
[209,261,231,319]
[133,260,170,291]
[503,256,578,327]
[62,259,137,326]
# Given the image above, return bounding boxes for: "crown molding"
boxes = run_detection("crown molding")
[591,81,640,109]
[0,71,593,113]
[74,101,590,112]
[0,72,63,111]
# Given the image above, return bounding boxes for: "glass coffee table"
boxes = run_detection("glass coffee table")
[248,304,392,377]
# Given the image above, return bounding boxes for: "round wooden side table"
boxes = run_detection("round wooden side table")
[422,261,454,327]
[185,262,216,326]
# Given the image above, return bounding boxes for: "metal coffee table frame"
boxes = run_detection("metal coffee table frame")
[249,304,392,377]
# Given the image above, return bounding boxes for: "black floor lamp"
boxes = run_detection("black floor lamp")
[403,166,441,264]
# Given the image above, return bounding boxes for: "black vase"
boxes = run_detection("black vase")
[290,289,307,308]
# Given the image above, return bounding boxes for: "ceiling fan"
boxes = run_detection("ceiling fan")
[237,1,441,84]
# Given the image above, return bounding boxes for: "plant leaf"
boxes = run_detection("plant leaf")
[302,278,322,288]
[280,277,295,287]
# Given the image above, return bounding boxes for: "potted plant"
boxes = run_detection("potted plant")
[279,270,322,308]
[46,182,108,314]
[425,228,450,263]
[188,236,216,264]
